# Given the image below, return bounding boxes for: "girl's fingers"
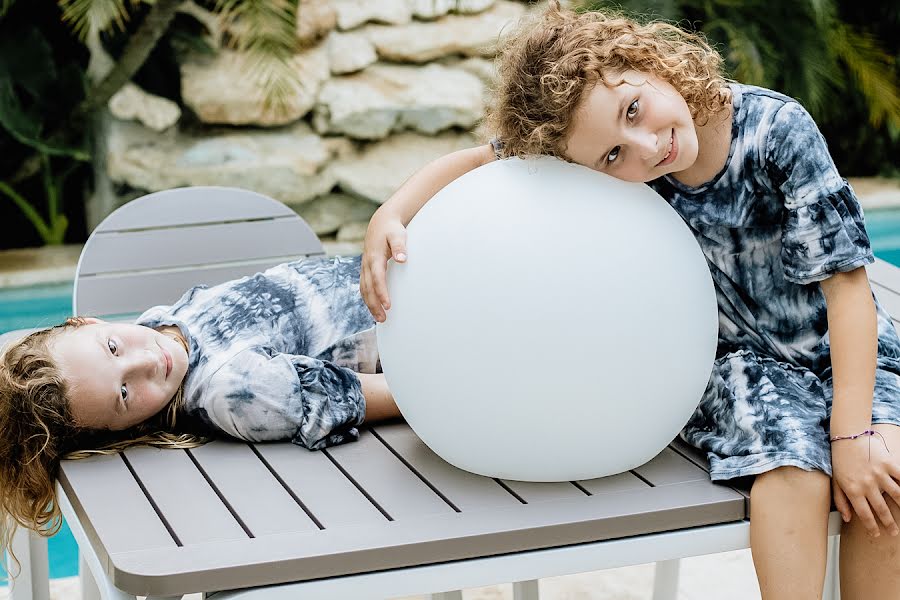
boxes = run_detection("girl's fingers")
[833,483,853,523]
[361,256,386,322]
[847,490,882,537]
[388,232,408,263]
[370,255,391,313]
[877,475,900,535]
[868,488,899,535]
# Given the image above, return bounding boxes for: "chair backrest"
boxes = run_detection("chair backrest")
[73,187,324,318]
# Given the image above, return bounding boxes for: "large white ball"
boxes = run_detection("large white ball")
[376,157,717,481]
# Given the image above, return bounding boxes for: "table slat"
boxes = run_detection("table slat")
[324,430,455,519]
[633,447,710,486]
[188,441,319,536]
[124,447,247,544]
[252,442,386,528]
[58,454,175,556]
[373,423,522,511]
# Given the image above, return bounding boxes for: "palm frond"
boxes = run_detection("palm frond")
[804,0,837,27]
[215,0,300,113]
[580,0,680,21]
[705,18,766,84]
[828,23,900,128]
[58,0,139,40]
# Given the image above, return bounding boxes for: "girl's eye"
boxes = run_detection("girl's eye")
[607,146,621,164]
[121,384,128,405]
[626,99,639,120]
[108,339,118,355]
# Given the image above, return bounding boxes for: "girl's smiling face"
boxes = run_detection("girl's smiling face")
[50,319,188,430]
[564,70,700,183]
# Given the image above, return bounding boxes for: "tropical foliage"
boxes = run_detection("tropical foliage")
[580,0,900,176]
[0,0,300,247]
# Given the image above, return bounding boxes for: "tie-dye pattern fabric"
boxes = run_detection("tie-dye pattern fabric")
[136,255,379,450]
[648,84,900,480]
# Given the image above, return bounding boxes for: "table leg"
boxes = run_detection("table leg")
[7,527,49,600]
[80,553,101,600]
[651,559,680,600]
[56,484,138,600]
[512,580,539,600]
[822,536,840,600]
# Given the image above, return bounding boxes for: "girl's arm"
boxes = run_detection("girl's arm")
[821,267,900,536]
[357,373,400,421]
[821,267,877,436]
[361,144,497,322]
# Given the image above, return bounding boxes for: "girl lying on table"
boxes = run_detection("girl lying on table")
[0,255,399,556]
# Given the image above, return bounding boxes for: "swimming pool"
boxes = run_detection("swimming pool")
[2,206,900,581]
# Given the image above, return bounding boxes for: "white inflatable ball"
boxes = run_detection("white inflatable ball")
[376,157,717,482]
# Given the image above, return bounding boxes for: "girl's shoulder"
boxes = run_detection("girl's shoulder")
[732,83,796,106]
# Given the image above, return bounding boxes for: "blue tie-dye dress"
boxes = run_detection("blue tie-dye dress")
[648,84,900,480]
[136,255,379,450]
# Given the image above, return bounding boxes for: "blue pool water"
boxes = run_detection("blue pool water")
[2,206,900,580]
[0,282,73,335]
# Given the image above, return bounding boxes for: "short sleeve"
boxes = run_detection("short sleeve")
[198,347,366,450]
[767,101,873,284]
[489,137,505,160]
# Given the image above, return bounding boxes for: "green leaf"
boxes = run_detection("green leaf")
[0,79,89,160]
[0,28,57,96]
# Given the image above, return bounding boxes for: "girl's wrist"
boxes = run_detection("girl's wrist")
[830,429,877,443]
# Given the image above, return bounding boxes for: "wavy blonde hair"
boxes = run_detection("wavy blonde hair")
[0,318,207,577]
[485,1,730,159]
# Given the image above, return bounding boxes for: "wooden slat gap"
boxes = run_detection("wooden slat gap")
[492,479,527,504]
[570,481,593,496]
[321,448,394,522]
[248,444,325,531]
[100,214,298,235]
[78,254,320,279]
[630,469,655,488]
[667,443,709,472]
[184,449,255,539]
[119,453,183,546]
[369,428,461,513]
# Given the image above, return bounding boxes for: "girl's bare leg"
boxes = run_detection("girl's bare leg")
[750,466,831,599]
[839,424,900,598]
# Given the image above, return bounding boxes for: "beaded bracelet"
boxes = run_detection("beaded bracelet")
[830,430,878,442]
[830,429,890,460]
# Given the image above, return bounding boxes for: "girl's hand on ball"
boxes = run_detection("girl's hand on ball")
[361,213,407,322]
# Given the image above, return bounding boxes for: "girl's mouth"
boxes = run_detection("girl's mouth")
[657,129,678,167]
[161,345,172,378]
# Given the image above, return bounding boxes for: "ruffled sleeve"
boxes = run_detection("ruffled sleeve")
[768,101,873,284]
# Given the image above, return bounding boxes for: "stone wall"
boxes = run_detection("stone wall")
[97,0,534,253]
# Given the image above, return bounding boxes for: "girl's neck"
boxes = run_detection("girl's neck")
[671,89,734,188]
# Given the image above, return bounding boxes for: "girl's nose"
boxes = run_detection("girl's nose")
[628,129,659,161]
[127,349,157,378]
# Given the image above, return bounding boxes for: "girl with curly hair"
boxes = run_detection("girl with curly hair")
[360,2,900,597]
[0,255,398,572]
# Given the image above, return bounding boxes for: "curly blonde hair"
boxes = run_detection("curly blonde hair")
[485,1,730,159]
[0,318,206,577]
